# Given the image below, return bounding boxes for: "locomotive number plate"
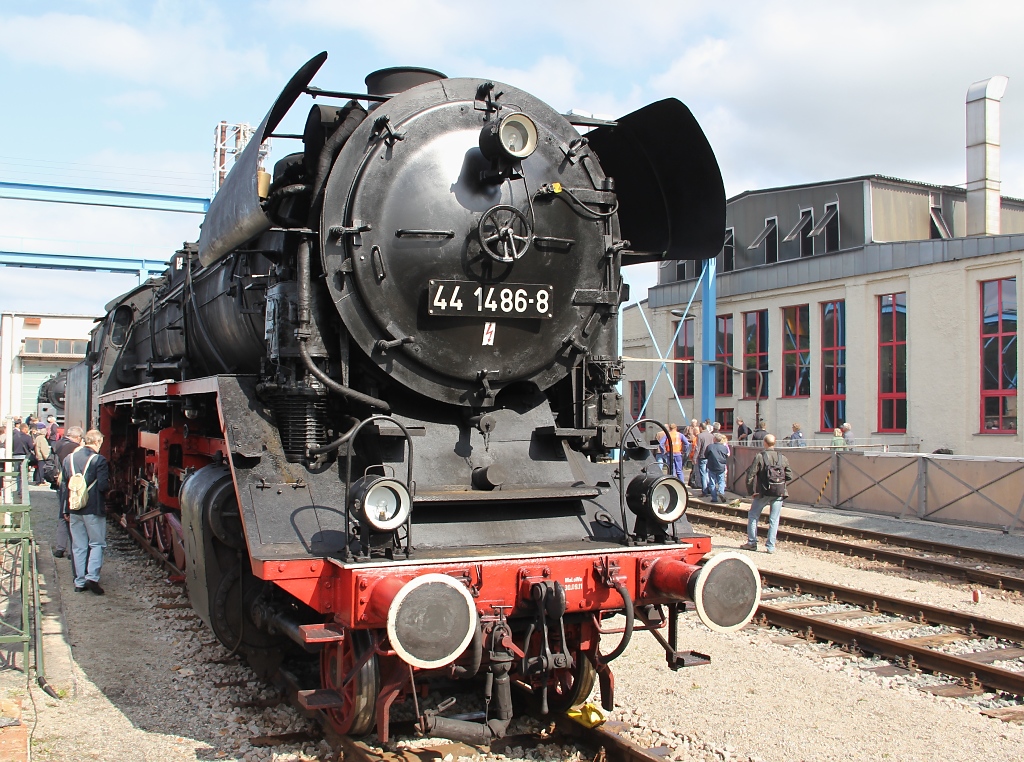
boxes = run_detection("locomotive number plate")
[427,280,554,319]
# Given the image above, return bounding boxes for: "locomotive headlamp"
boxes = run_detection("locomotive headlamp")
[479,112,539,161]
[626,473,688,524]
[351,475,412,532]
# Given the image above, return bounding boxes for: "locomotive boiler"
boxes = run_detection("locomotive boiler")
[69,52,761,743]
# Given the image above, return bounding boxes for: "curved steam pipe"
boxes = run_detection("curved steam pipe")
[295,238,390,411]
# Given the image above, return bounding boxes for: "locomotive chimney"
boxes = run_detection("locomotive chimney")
[966,75,1009,236]
[365,67,446,97]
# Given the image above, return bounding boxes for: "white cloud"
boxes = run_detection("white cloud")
[0,10,268,95]
[647,1,1024,197]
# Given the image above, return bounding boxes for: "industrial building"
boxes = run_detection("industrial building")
[625,76,1022,456]
[0,312,93,423]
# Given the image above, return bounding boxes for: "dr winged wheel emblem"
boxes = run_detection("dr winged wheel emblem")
[478,204,533,263]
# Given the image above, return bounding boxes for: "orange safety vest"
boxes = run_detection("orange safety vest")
[667,431,685,454]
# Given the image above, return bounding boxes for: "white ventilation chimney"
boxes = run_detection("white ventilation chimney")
[966,75,1009,236]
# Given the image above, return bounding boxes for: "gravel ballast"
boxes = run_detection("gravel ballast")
[6,488,1024,761]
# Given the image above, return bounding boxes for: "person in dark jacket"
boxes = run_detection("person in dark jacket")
[704,433,731,503]
[63,429,109,595]
[11,423,35,493]
[740,434,794,554]
[51,426,83,559]
[751,420,768,444]
[735,418,752,444]
[694,424,715,495]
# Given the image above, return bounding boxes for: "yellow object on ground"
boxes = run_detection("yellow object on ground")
[566,702,607,728]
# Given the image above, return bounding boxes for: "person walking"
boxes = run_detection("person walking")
[666,423,689,479]
[45,415,61,446]
[11,423,35,494]
[751,420,768,444]
[32,424,51,485]
[830,428,845,448]
[788,423,806,447]
[842,422,855,447]
[64,429,109,595]
[735,418,752,444]
[740,434,793,554]
[704,433,731,503]
[694,423,715,495]
[52,426,83,559]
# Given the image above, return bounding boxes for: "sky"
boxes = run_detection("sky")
[1,0,1023,316]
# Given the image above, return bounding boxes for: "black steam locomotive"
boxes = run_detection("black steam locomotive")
[36,369,67,423]
[65,52,759,743]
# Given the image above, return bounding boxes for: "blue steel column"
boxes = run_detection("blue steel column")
[701,256,717,422]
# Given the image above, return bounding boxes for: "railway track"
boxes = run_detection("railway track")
[688,499,1024,591]
[755,570,1024,719]
[331,716,678,762]
[110,517,689,761]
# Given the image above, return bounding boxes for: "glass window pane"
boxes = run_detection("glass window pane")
[896,398,908,430]
[57,339,72,354]
[896,344,907,393]
[895,295,907,341]
[880,296,893,341]
[73,340,88,354]
[758,311,768,353]
[1002,336,1017,390]
[24,338,39,353]
[1003,278,1017,333]
[983,281,999,333]
[880,347,894,393]
[882,400,893,430]
[836,364,846,395]
[983,337,1001,390]
[42,339,56,353]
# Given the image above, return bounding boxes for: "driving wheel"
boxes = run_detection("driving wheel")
[320,629,379,736]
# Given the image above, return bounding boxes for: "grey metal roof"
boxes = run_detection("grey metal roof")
[649,233,1024,309]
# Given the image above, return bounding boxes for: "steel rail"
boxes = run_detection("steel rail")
[690,498,1024,567]
[756,604,1024,697]
[687,505,1024,591]
[760,570,1024,642]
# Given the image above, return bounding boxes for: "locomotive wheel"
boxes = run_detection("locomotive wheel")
[210,564,281,651]
[320,630,379,737]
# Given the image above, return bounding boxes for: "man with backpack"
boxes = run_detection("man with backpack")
[741,434,793,554]
[62,429,109,595]
[51,426,83,559]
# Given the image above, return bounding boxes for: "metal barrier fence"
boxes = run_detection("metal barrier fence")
[726,446,1024,533]
[0,458,57,698]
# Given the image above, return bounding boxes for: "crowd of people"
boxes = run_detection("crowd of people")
[0,414,109,595]
[652,416,860,554]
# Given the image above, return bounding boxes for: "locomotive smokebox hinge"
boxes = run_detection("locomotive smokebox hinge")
[474,81,502,113]
[327,221,371,238]
[372,115,405,146]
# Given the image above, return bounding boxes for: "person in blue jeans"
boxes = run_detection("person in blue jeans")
[740,434,793,554]
[703,433,730,503]
[63,429,110,595]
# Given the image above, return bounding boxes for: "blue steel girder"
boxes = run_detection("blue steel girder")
[0,181,210,214]
[0,250,164,277]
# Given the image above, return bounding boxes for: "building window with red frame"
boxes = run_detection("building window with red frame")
[820,300,846,432]
[629,380,647,430]
[878,293,907,432]
[715,408,734,432]
[742,310,768,399]
[716,314,734,396]
[981,278,1017,433]
[782,305,810,397]
[674,318,695,398]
